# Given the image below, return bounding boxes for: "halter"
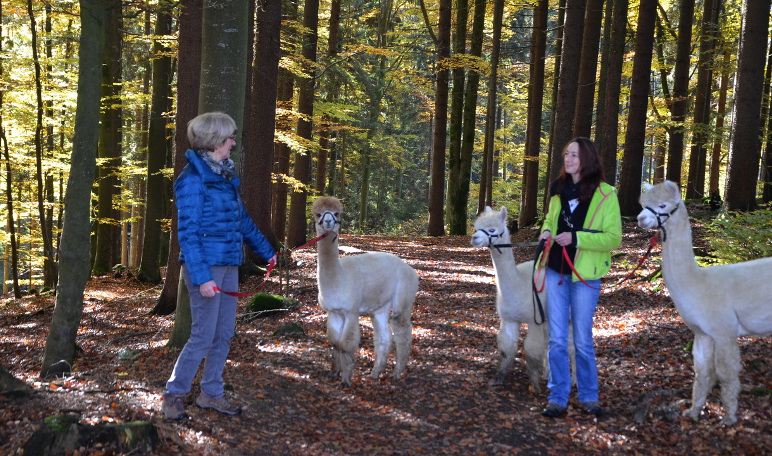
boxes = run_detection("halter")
[474,228,505,253]
[317,210,341,242]
[644,202,680,242]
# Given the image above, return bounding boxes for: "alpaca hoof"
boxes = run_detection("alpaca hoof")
[682,408,700,420]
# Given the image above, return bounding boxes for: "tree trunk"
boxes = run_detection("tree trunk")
[152,0,203,316]
[617,0,656,216]
[199,0,250,161]
[519,0,548,227]
[427,0,451,236]
[242,0,282,253]
[709,49,730,195]
[548,0,586,184]
[448,0,486,234]
[93,7,123,276]
[445,0,469,233]
[478,0,504,214]
[593,0,614,150]
[41,0,108,378]
[573,0,604,138]
[685,0,719,199]
[725,0,770,211]
[314,0,341,197]
[665,0,695,185]
[287,0,319,248]
[27,0,58,288]
[597,0,627,182]
[138,2,173,284]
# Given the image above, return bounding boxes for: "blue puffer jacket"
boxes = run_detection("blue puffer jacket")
[175,149,275,286]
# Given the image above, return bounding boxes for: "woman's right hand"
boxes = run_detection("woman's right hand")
[199,280,218,298]
[538,230,551,241]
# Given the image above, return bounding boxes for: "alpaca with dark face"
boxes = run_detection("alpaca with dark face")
[311,196,419,387]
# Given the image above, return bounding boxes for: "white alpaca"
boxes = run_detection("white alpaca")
[637,180,772,425]
[471,206,551,390]
[311,196,419,387]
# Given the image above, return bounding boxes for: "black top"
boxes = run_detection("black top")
[548,180,590,273]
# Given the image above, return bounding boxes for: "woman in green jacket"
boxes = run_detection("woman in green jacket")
[537,137,622,418]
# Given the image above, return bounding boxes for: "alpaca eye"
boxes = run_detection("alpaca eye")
[488,229,496,233]
[334,213,339,217]
[659,204,667,209]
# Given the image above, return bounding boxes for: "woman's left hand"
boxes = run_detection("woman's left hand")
[552,232,573,247]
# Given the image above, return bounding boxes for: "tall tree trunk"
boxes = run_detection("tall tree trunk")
[286,0,319,248]
[593,0,614,150]
[617,0,657,216]
[0,3,21,298]
[725,0,770,211]
[548,0,586,184]
[130,10,151,269]
[573,0,604,138]
[685,0,719,199]
[478,0,504,214]
[26,0,58,288]
[138,1,173,284]
[445,0,469,232]
[152,0,202,316]
[519,0,548,227]
[448,0,486,235]
[242,0,282,253]
[665,0,695,185]
[709,49,730,195]
[93,7,122,276]
[597,0,627,182]
[427,0,451,236]
[41,0,108,378]
[543,0,566,210]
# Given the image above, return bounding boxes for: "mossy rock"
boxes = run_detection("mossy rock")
[24,416,159,456]
[273,322,305,336]
[246,293,299,317]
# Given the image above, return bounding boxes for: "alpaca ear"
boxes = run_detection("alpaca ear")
[485,206,493,212]
[500,206,508,222]
[642,182,654,192]
[664,180,682,201]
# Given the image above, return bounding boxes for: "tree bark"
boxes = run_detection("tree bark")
[685,0,719,199]
[617,0,657,216]
[573,0,604,138]
[519,0,548,227]
[548,0,586,184]
[287,0,319,247]
[597,0,627,183]
[665,0,695,185]
[709,49,730,195]
[725,0,770,211]
[427,0,451,236]
[41,0,108,378]
[138,2,173,284]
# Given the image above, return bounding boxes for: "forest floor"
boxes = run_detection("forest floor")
[1,210,771,455]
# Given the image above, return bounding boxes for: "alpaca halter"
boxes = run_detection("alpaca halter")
[317,210,341,242]
[644,202,680,242]
[475,228,540,253]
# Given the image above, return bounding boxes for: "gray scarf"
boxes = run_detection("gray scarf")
[197,149,236,180]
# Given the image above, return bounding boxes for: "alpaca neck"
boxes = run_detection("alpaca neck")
[316,234,343,281]
[489,234,524,284]
[661,208,700,280]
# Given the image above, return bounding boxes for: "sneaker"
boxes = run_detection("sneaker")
[195,391,242,416]
[541,402,567,418]
[162,393,187,420]
[581,401,602,416]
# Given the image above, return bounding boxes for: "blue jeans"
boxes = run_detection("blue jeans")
[165,265,238,398]
[545,268,601,407]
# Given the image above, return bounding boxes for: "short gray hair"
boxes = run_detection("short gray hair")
[187,112,237,151]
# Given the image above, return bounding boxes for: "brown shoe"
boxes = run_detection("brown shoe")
[162,393,187,420]
[195,391,242,416]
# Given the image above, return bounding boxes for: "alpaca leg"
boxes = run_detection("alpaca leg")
[714,338,742,425]
[685,334,716,419]
[370,310,393,380]
[337,313,361,387]
[326,311,345,379]
[390,306,413,379]
[491,319,519,386]
[523,323,546,391]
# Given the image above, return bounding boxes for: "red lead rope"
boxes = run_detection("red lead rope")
[213,232,330,297]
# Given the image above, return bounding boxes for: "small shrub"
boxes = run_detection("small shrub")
[704,206,772,264]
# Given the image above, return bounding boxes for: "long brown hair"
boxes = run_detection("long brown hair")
[550,137,605,203]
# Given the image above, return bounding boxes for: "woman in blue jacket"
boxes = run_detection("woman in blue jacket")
[162,112,276,420]
[537,137,622,418]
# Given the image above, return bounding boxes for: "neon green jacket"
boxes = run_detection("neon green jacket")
[539,181,622,281]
